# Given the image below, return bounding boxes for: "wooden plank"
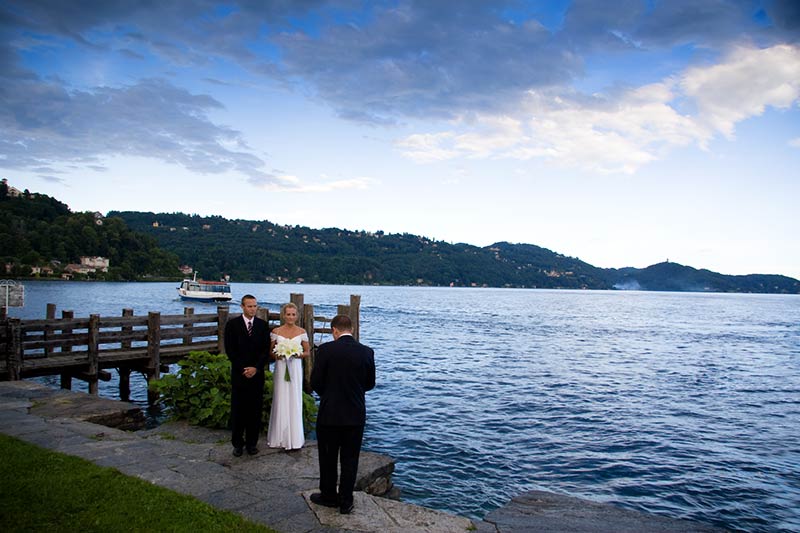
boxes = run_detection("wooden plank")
[87,314,100,394]
[160,325,218,340]
[119,308,133,402]
[44,303,56,357]
[7,319,22,380]
[217,306,229,354]
[21,318,90,330]
[97,316,149,328]
[146,311,161,406]
[303,303,315,389]
[182,307,194,345]
[59,310,74,390]
[159,314,219,326]
[350,294,361,341]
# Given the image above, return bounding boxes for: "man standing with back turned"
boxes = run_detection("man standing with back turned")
[310,314,376,514]
[225,294,270,457]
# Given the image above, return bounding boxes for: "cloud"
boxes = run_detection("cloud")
[248,173,375,193]
[396,43,800,174]
[681,44,800,138]
[789,137,800,148]
[2,1,798,180]
[396,82,707,174]
[0,70,281,182]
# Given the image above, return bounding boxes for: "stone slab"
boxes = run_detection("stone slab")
[483,490,726,533]
[304,490,476,533]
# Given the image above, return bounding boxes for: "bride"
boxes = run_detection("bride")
[267,302,310,450]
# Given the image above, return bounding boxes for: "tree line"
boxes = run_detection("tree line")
[2,182,797,293]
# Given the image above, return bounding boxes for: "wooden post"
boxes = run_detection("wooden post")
[59,310,74,390]
[0,306,6,320]
[146,311,161,406]
[118,308,133,401]
[302,303,315,391]
[349,294,361,341]
[217,306,229,354]
[290,293,304,326]
[87,314,100,395]
[44,303,55,357]
[7,318,22,381]
[183,307,194,345]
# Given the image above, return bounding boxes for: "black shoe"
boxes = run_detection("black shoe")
[340,502,354,514]
[246,447,259,455]
[310,493,339,508]
[232,446,243,457]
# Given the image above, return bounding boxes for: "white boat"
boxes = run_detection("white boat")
[177,273,233,302]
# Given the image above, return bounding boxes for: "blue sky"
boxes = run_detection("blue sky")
[1,0,799,279]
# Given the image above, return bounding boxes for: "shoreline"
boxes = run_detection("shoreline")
[0,381,726,532]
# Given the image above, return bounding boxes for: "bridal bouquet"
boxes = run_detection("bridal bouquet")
[273,337,302,382]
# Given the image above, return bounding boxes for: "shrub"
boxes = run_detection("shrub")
[150,351,317,433]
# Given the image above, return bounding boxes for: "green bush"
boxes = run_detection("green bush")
[150,351,317,434]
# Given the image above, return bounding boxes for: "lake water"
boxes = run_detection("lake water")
[7,281,800,532]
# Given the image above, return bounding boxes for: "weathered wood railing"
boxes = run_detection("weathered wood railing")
[0,293,361,403]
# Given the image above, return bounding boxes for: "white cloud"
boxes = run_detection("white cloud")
[396,133,460,163]
[396,44,800,174]
[681,44,800,138]
[251,174,375,193]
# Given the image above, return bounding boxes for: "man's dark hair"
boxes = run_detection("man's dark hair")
[241,294,257,304]
[331,314,352,331]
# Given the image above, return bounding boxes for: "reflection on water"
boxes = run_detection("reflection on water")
[10,281,800,532]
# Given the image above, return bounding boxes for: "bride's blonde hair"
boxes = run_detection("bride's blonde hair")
[280,302,299,324]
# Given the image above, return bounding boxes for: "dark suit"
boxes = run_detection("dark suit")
[224,314,270,449]
[310,334,376,509]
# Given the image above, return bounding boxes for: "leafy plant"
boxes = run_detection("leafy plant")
[150,351,317,433]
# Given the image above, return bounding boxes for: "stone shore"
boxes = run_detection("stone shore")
[0,381,724,532]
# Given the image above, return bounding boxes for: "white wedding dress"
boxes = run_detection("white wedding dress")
[267,332,307,450]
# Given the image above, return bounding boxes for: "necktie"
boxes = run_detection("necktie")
[247,320,253,336]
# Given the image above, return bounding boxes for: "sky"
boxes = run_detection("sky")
[1,1,799,279]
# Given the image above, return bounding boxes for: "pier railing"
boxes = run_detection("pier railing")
[0,293,361,403]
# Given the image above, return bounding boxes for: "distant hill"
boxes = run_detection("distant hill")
[607,261,800,294]
[110,210,800,294]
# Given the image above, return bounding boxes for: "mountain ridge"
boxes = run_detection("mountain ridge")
[109,210,800,294]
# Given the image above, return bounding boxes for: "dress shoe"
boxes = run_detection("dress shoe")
[309,493,339,508]
[340,502,354,515]
[246,446,259,455]
[232,446,243,457]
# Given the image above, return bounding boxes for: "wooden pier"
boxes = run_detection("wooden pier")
[0,293,361,403]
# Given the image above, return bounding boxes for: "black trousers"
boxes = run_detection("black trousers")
[316,424,365,507]
[230,375,264,448]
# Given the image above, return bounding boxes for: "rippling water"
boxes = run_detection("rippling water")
[10,281,800,532]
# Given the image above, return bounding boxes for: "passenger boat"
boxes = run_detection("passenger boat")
[177,273,233,302]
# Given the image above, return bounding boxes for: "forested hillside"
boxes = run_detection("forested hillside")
[111,211,609,288]
[3,180,797,293]
[111,211,800,293]
[0,186,179,280]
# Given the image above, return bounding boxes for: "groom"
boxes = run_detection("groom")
[310,314,376,514]
[224,294,270,457]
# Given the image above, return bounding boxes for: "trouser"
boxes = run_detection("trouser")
[316,424,365,507]
[230,376,264,448]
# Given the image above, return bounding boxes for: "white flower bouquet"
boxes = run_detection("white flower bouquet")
[273,337,302,382]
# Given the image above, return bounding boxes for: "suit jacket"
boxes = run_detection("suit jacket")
[224,315,270,386]
[311,334,376,426]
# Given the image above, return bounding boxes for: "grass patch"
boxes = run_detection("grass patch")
[0,434,275,532]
